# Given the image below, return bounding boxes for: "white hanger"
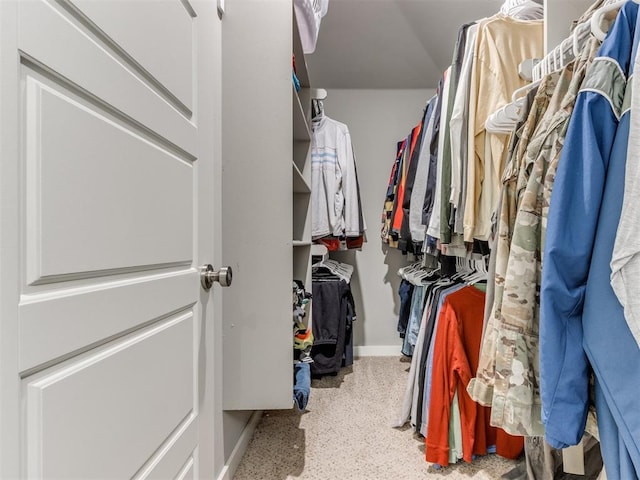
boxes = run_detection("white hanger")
[573,20,592,57]
[413,267,438,285]
[486,102,522,134]
[398,261,421,280]
[532,28,580,82]
[312,257,353,282]
[311,243,328,262]
[591,0,626,41]
[485,77,542,134]
[512,79,541,102]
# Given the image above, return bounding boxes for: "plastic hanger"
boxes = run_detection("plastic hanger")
[313,257,353,282]
[573,20,591,58]
[398,261,421,280]
[486,78,541,134]
[512,79,541,102]
[591,0,625,41]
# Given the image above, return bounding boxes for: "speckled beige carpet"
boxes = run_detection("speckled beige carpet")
[233,356,520,479]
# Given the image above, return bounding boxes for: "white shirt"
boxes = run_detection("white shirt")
[294,0,329,54]
[311,115,363,238]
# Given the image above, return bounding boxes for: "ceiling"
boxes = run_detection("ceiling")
[306,0,507,90]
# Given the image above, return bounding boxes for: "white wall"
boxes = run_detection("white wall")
[544,0,595,53]
[322,89,434,351]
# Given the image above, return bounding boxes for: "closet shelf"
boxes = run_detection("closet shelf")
[293,141,310,173]
[292,11,310,88]
[293,88,311,141]
[293,161,311,193]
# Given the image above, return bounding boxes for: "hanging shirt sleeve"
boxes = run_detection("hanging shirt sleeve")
[340,128,362,237]
[540,74,619,449]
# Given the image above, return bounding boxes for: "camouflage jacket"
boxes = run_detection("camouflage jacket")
[488,38,599,436]
[468,71,559,411]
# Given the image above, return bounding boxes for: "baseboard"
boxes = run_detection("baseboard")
[216,410,263,480]
[354,345,401,357]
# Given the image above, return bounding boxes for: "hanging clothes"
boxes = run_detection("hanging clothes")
[381,138,407,248]
[449,23,479,238]
[440,23,475,247]
[541,3,640,477]
[611,9,640,350]
[426,67,452,241]
[392,259,524,467]
[409,95,438,248]
[398,121,426,253]
[470,35,600,438]
[310,271,356,376]
[422,76,445,236]
[468,70,559,409]
[293,0,329,54]
[464,14,544,242]
[425,286,523,466]
[311,113,366,248]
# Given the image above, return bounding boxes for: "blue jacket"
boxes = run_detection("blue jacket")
[540,2,640,476]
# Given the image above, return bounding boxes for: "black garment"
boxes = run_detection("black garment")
[343,289,356,367]
[397,279,414,338]
[311,279,354,376]
[422,76,444,228]
[472,239,491,256]
[439,254,458,277]
[440,22,474,244]
[388,139,409,244]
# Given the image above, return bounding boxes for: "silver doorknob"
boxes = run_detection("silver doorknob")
[200,264,233,290]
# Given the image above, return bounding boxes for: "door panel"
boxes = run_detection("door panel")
[19,270,196,373]
[25,314,194,479]
[0,0,219,478]
[142,427,197,480]
[174,458,196,480]
[69,0,194,113]
[25,75,193,283]
[19,0,196,154]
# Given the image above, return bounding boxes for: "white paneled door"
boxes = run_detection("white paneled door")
[0,0,220,478]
